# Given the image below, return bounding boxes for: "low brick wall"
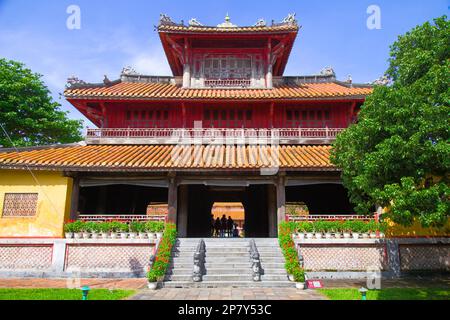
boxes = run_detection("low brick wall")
[399,244,450,271]
[0,239,157,278]
[294,238,450,278]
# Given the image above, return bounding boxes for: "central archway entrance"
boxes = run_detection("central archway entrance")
[182,184,271,238]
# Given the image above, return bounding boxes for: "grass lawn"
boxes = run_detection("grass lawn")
[0,288,136,300]
[318,288,450,300]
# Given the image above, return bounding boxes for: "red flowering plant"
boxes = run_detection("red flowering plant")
[278,222,306,280]
[147,223,177,283]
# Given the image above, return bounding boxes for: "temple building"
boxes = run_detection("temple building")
[0,14,375,238]
[0,14,448,282]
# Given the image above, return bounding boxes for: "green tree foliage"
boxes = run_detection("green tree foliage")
[331,16,449,228]
[0,58,83,147]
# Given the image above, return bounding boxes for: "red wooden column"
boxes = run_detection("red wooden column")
[276,175,286,225]
[167,176,178,224]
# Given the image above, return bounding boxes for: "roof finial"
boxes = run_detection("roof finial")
[217,13,237,28]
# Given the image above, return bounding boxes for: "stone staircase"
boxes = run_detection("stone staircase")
[164,238,293,288]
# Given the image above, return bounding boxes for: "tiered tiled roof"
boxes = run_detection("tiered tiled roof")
[158,23,300,34]
[65,81,372,100]
[0,145,336,172]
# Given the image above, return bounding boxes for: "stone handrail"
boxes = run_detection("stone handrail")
[249,239,262,282]
[192,239,206,282]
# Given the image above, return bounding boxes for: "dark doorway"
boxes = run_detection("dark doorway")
[78,185,168,216]
[184,184,270,238]
[286,184,354,215]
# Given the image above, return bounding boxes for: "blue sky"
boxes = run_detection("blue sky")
[0,0,447,128]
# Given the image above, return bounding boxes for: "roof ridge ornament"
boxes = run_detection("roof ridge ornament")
[217,13,238,28]
[121,66,139,76]
[320,67,336,77]
[189,18,203,27]
[281,13,298,25]
[66,75,86,88]
[254,18,267,27]
[159,13,176,26]
[372,75,391,86]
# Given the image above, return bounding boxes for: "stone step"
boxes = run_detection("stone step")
[163,281,295,288]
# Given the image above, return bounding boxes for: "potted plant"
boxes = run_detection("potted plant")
[331,221,341,239]
[64,222,74,239]
[118,222,129,239]
[368,220,378,238]
[285,260,297,282]
[296,222,306,240]
[342,220,352,238]
[361,221,370,238]
[324,221,333,239]
[145,221,158,240]
[293,267,306,290]
[352,220,363,239]
[314,221,324,239]
[98,222,110,239]
[154,222,165,240]
[129,221,140,239]
[147,271,159,290]
[110,221,124,239]
[304,222,314,239]
[86,222,100,239]
[71,221,84,239]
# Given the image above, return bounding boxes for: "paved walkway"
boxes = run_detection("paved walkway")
[131,288,327,300]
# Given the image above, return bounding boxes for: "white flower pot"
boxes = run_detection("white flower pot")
[101,233,109,239]
[65,233,73,239]
[288,274,295,282]
[120,233,128,239]
[306,233,314,239]
[352,233,360,239]
[315,233,323,239]
[362,233,370,239]
[139,233,147,239]
[296,282,306,290]
[129,233,137,239]
[82,233,90,239]
[156,233,163,240]
[325,233,332,239]
[74,233,82,239]
[110,233,118,239]
[379,233,385,238]
[91,233,99,239]
[370,233,377,239]
[343,232,351,239]
[298,233,305,240]
[334,233,342,239]
[147,282,158,290]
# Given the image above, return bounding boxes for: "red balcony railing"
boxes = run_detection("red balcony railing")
[86,128,345,145]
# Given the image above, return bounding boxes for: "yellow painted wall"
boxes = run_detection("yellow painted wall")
[0,170,73,238]
[386,218,450,237]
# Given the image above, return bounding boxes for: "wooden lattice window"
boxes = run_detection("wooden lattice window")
[2,193,38,217]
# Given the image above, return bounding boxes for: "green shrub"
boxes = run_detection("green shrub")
[85,222,100,233]
[292,266,306,283]
[110,221,127,232]
[130,221,145,233]
[98,222,111,233]
[66,221,84,233]
[145,221,165,233]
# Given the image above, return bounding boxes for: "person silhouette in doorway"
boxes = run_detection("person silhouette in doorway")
[220,215,227,237]
[214,217,221,238]
[227,216,234,238]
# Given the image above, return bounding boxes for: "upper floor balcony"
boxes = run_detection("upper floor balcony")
[85,127,345,145]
